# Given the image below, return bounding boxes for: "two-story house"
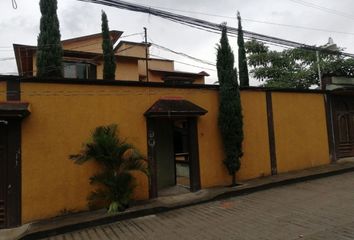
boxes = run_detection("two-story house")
[13,30,209,84]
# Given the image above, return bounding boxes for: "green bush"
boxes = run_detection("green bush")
[70,124,148,213]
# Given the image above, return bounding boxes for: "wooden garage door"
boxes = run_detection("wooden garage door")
[332,95,354,159]
[0,121,8,228]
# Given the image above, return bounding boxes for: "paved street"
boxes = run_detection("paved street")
[42,172,354,240]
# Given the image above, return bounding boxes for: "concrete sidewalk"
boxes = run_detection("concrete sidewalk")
[3,158,354,240]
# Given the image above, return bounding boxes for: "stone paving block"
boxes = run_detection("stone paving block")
[40,172,354,240]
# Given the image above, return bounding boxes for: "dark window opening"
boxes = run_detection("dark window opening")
[63,62,97,79]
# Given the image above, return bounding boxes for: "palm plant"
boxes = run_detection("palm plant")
[70,124,148,213]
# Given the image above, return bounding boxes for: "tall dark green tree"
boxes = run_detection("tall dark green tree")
[101,10,116,80]
[217,24,244,186]
[237,12,250,87]
[36,0,63,78]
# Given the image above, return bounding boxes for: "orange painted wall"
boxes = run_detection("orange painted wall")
[0,81,5,101]
[272,92,330,173]
[20,83,273,223]
[19,83,329,224]
[198,90,271,188]
[238,91,271,180]
[19,83,223,223]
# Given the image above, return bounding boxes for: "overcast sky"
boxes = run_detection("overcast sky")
[1,0,354,84]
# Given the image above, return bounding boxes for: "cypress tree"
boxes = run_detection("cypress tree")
[237,12,250,87]
[101,10,116,80]
[36,0,63,78]
[217,24,244,186]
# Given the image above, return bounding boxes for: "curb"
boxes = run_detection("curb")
[213,164,354,200]
[21,164,354,240]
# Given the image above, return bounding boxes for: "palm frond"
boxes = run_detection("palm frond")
[71,124,147,212]
[118,148,149,176]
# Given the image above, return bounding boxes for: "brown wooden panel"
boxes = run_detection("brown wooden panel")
[332,95,354,159]
[6,78,20,101]
[188,118,201,192]
[0,120,21,229]
[0,123,8,229]
[6,120,21,227]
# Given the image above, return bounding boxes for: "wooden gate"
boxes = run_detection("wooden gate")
[0,119,21,229]
[332,95,354,159]
[0,120,8,228]
[0,97,30,228]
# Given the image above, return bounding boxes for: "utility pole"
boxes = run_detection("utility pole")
[11,0,17,9]
[316,38,338,89]
[144,27,149,82]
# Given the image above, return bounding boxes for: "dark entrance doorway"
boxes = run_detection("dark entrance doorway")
[155,119,175,191]
[332,95,354,159]
[153,119,192,195]
[147,117,201,197]
[0,121,8,228]
[0,102,30,229]
[145,99,207,198]
[0,120,21,229]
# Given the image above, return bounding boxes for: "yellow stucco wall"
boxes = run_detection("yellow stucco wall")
[20,83,273,223]
[20,83,329,224]
[0,81,5,101]
[96,58,139,80]
[198,90,271,187]
[238,91,271,180]
[116,43,146,58]
[19,84,220,223]
[272,92,330,173]
[21,83,149,223]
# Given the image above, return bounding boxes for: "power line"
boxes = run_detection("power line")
[121,32,144,38]
[77,0,354,58]
[242,18,354,36]
[124,1,354,36]
[150,54,216,72]
[127,1,236,19]
[12,0,17,9]
[150,42,215,66]
[288,0,354,20]
[0,57,15,61]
